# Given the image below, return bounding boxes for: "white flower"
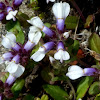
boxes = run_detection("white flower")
[27,16,44,29]
[49,56,55,64]
[54,49,70,63]
[28,26,42,44]
[66,65,85,80]
[1,32,16,49]
[6,62,25,78]
[52,2,70,19]
[6,10,18,21]
[46,0,55,4]
[63,31,71,38]
[31,47,46,62]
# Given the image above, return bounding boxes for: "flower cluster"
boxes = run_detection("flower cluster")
[0,0,23,21]
[27,2,71,63]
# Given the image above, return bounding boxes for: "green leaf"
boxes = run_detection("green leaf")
[41,67,52,83]
[11,79,25,92]
[89,33,100,54]
[44,23,51,28]
[95,93,100,100]
[5,20,25,44]
[76,76,94,100]
[68,40,79,56]
[23,94,34,100]
[65,16,79,29]
[89,82,100,95]
[41,94,49,100]
[43,84,69,100]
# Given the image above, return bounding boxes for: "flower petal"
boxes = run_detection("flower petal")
[52,2,70,19]
[31,47,45,62]
[54,50,70,62]
[6,62,25,78]
[27,16,44,29]
[66,65,84,80]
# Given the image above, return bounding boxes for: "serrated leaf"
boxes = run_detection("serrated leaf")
[89,33,100,54]
[43,84,69,100]
[76,76,94,100]
[65,16,78,29]
[89,82,100,95]
[5,20,25,44]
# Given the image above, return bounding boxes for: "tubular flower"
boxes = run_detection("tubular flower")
[24,26,42,52]
[52,2,70,32]
[0,0,23,21]
[1,32,21,51]
[66,65,97,80]
[54,41,70,63]
[5,62,25,86]
[27,16,54,37]
[31,42,55,62]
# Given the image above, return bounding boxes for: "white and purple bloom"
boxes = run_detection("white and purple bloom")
[66,65,97,80]
[24,26,42,52]
[54,41,70,63]
[27,16,55,37]
[1,32,21,51]
[0,0,23,21]
[5,62,25,86]
[6,6,18,21]
[31,41,55,62]
[52,2,70,32]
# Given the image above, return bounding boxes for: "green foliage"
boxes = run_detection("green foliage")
[65,16,79,29]
[43,84,69,100]
[68,40,79,56]
[89,82,100,95]
[41,67,53,83]
[23,94,34,100]
[95,93,100,100]
[11,79,25,93]
[89,33,100,54]
[76,76,94,100]
[41,94,49,100]
[5,20,25,44]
